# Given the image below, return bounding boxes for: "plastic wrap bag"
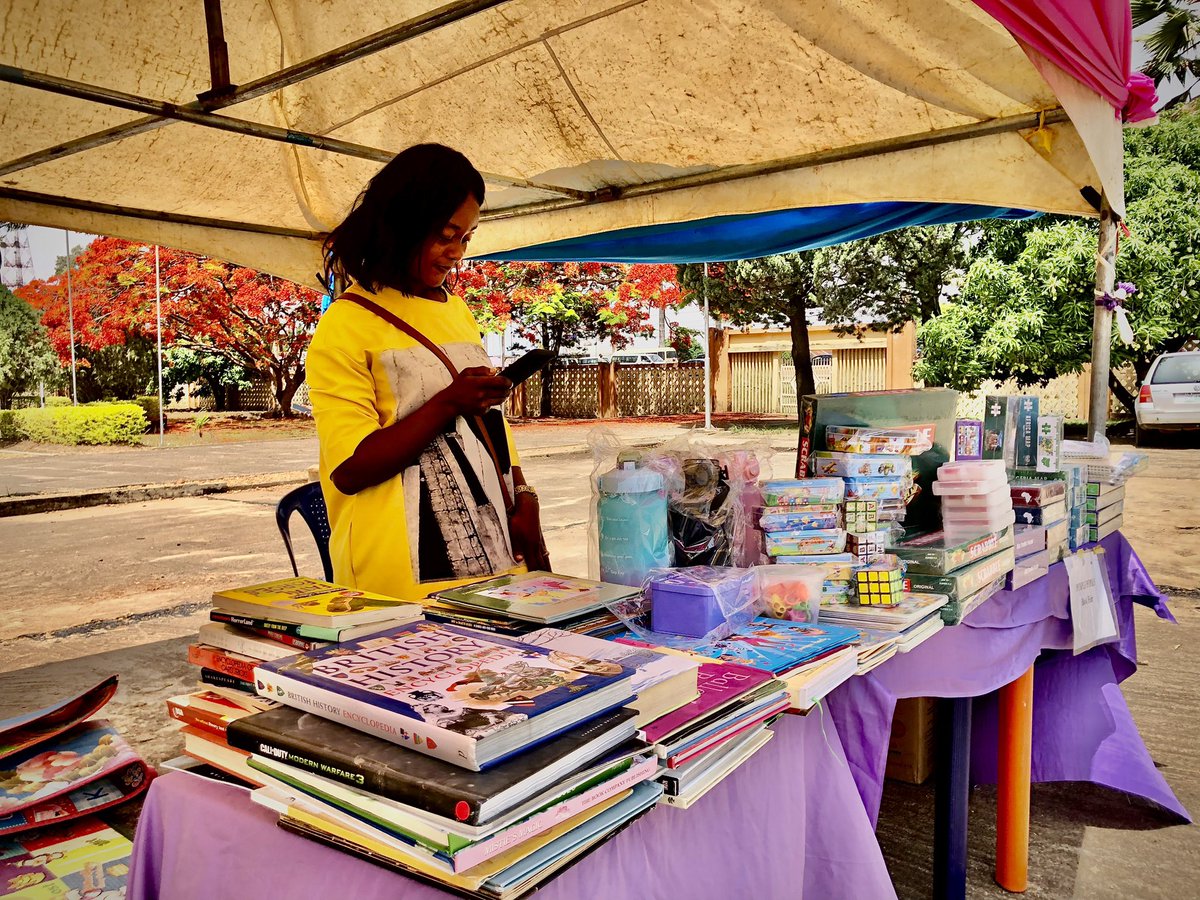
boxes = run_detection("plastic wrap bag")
[606,565,762,648]
[588,428,774,581]
[756,565,824,623]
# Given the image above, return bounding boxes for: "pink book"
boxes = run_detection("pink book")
[629,655,775,745]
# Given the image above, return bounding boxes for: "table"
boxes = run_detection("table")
[827,532,1189,898]
[127,704,897,900]
[128,532,1185,899]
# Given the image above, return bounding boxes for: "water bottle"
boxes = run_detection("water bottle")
[598,453,671,586]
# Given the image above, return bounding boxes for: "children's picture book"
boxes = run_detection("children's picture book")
[0,676,118,762]
[212,577,422,628]
[636,661,776,745]
[686,618,861,675]
[0,817,132,898]
[432,572,639,625]
[253,622,635,770]
[0,721,153,835]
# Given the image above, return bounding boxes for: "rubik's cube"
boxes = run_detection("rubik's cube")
[854,558,903,606]
[844,499,879,533]
[847,529,887,565]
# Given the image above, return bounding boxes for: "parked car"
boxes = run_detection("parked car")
[613,352,666,364]
[1135,350,1200,445]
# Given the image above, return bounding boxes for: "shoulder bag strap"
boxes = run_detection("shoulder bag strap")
[337,292,513,511]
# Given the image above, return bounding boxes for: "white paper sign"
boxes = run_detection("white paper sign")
[1064,549,1120,654]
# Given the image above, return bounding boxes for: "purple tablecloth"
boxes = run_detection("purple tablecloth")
[127,707,896,900]
[828,532,1189,825]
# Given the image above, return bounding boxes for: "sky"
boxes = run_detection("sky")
[12,20,1192,352]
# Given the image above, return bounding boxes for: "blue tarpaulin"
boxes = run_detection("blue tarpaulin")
[479,201,1038,263]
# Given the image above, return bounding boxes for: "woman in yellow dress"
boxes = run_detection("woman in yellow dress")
[307,144,549,601]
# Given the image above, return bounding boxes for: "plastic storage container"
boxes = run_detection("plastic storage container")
[760,478,844,507]
[756,566,825,622]
[598,458,671,587]
[825,426,933,456]
[648,566,755,638]
[936,459,1007,483]
[764,529,847,556]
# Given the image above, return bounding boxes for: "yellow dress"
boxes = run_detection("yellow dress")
[306,284,521,601]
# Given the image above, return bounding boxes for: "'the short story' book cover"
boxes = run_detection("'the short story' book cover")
[253,622,633,770]
[687,618,861,674]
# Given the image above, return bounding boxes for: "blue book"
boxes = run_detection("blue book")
[687,617,861,674]
[253,622,635,771]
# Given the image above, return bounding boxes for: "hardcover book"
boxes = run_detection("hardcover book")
[0,817,132,898]
[212,576,422,628]
[686,618,861,675]
[432,572,638,625]
[209,609,386,644]
[636,661,776,745]
[0,676,118,762]
[198,622,309,662]
[253,622,635,770]
[228,705,639,826]
[187,644,259,683]
[0,720,153,835]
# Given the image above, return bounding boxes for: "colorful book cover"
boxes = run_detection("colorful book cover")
[638,662,776,744]
[0,817,132,897]
[187,644,258,683]
[200,668,257,694]
[0,722,152,835]
[212,577,420,628]
[432,572,638,624]
[520,629,697,696]
[685,618,861,675]
[0,677,117,763]
[1014,396,1039,468]
[253,622,634,770]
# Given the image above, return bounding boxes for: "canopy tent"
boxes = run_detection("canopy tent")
[0,0,1149,288]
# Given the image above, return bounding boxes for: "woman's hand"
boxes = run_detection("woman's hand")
[509,491,551,571]
[438,367,512,418]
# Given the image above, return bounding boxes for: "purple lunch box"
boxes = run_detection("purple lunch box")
[648,567,754,638]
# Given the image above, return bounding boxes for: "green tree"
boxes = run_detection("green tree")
[0,286,61,408]
[1134,0,1200,105]
[915,105,1200,416]
[162,346,253,410]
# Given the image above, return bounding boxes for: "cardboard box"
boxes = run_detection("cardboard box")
[940,574,1008,625]
[888,525,1015,576]
[1014,500,1067,526]
[1015,396,1039,468]
[1085,501,1124,527]
[796,388,959,534]
[1088,516,1123,543]
[955,419,983,461]
[1036,414,1063,472]
[886,696,937,785]
[1085,485,1126,511]
[983,395,1019,466]
[906,547,1017,602]
[1085,480,1124,499]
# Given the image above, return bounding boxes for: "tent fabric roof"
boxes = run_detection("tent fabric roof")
[0,1,1127,285]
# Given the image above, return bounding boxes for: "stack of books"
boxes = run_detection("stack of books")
[173,577,423,779]
[820,591,949,670]
[423,571,633,638]
[228,619,662,895]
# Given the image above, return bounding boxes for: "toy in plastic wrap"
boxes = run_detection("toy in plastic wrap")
[810,452,912,478]
[887,524,1015,576]
[955,419,983,460]
[597,454,672,587]
[982,395,1019,466]
[1014,396,1039,468]
[844,476,908,502]
[645,566,758,639]
[757,505,841,532]
[844,499,879,533]
[1014,500,1067,526]
[757,566,824,623]
[855,556,904,606]
[1036,415,1063,473]
[906,547,1016,602]
[764,529,847,556]
[760,478,844,507]
[847,529,889,565]
[824,426,933,456]
[772,553,855,581]
[1009,480,1066,506]
[669,458,733,567]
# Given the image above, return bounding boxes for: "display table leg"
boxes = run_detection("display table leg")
[996,665,1035,892]
[934,696,972,900]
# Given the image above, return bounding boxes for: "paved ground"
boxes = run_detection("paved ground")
[0,435,1196,897]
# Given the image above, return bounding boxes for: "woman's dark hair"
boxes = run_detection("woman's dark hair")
[323,144,484,294]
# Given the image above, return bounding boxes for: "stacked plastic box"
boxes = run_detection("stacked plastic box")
[1063,463,1089,550]
[757,479,851,608]
[808,449,915,565]
[1085,479,1126,543]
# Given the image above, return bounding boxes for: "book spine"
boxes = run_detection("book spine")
[449,756,658,872]
[248,627,328,651]
[210,610,307,639]
[201,667,257,693]
[166,699,229,739]
[252,665,479,770]
[200,626,283,662]
[422,611,535,636]
[188,644,258,682]
[226,723,478,823]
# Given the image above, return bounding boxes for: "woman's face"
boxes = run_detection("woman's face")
[413,194,480,291]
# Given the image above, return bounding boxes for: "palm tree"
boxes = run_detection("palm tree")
[1133,0,1200,105]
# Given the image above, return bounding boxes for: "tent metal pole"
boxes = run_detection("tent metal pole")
[155,245,165,447]
[703,262,712,431]
[63,230,78,406]
[1087,192,1117,440]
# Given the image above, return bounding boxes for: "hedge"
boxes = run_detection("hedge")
[134,395,165,434]
[1,403,149,445]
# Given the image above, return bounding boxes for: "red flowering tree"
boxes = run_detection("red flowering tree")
[458,261,656,416]
[19,238,321,415]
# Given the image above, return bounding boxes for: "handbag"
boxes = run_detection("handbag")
[336,292,514,513]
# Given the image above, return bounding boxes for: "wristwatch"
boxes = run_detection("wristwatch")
[514,484,538,499]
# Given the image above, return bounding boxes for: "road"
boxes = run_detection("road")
[0,443,1196,898]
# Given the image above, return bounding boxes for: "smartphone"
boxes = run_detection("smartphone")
[499,349,557,386]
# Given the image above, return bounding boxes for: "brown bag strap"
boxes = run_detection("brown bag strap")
[337,292,513,511]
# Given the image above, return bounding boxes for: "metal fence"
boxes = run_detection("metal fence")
[508,362,704,419]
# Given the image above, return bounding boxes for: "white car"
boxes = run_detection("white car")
[1135,350,1200,445]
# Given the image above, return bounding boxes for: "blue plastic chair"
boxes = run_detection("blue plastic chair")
[276,481,334,582]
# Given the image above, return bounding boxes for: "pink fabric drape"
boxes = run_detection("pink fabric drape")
[973,0,1158,122]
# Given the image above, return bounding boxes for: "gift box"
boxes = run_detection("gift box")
[1013,500,1067,526]
[955,419,983,461]
[906,547,1016,602]
[847,529,890,564]
[844,499,879,533]
[888,525,1015,576]
[824,426,932,456]
[761,478,845,507]
[764,529,847,556]
[758,505,842,532]
[649,567,755,638]
[855,557,905,607]
[810,452,913,478]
